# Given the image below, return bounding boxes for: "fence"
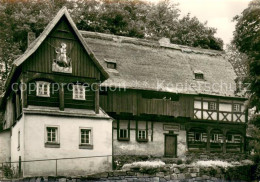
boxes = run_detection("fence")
[0,155,112,179]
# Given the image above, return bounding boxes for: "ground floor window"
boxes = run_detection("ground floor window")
[194,132,202,141]
[117,120,130,141]
[227,134,241,143]
[80,129,91,144]
[119,129,128,139]
[45,125,60,148]
[47,127,58,143]
[79,127,93,149]
[138,130,147,140]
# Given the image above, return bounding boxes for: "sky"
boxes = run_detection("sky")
[148,0,251,47]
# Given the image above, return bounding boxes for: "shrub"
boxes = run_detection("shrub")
[2,165,14,179]
[224,165,253,181]
[177,159,183,165]
[209,167,217,177]
[185,159,192,164]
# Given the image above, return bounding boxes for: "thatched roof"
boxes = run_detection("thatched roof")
[81,31,240,98]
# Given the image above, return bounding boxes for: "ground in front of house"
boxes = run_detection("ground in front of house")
[1,154,255,181]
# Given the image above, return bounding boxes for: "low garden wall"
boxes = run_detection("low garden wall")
[7,161,256,181]
[3,153,259,181]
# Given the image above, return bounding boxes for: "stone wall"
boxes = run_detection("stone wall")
[8,163,254,181]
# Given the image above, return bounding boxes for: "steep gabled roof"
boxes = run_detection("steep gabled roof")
[5,7,109,90]
[81,31,242,99]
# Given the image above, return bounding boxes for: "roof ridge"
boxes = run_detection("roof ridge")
[80,30,225,56]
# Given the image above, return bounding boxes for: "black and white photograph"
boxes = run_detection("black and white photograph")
[0,0,259,181]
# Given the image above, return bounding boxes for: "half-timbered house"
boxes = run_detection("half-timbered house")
[80,30,247,157]
[0,7,247,177]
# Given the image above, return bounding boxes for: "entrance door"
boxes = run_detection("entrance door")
[164,134,177,157]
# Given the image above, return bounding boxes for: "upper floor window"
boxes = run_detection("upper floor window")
[73,85,85,100]
[208,101,217,110]
[233,104,241,112]
[36,81,50,97]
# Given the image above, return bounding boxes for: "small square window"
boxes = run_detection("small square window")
[73,85,85,100]
[138,130,147,140]
[209,102,217,110]
[36,81,50,97]
[119,129,128,139]
[195,73,204,80]
[233,104,241,112]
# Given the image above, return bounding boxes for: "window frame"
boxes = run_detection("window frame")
[208,101,217,111]
[194,132,202,142]
[117,120,130,141]
[107,62,116,69]
[211,133,219,143]
[36,81,50,97]
[227,134,234,143]
[233,103,241,112]
[45,125,60,148]
[195,73,204,80]
[79,127,93,149]
[119,129,128,140]
[73,84,86,100]
[138,130,147,140]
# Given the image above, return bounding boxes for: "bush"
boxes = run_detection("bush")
[177,159,183,165]
[252,154,260,180]
[224,165,253,181]
[185,159,192,164]
[2,165,14,179]
[209,167,217,177]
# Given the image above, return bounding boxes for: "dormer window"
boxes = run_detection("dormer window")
[107,62,116,69]
[105,59,117,69]
[194,70,204,80]
[73,85,85,100]
[36,81,50,97]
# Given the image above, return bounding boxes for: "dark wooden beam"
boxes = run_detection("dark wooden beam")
[59,83,64,111]
[95,84,99,114]
[151,121,154,142]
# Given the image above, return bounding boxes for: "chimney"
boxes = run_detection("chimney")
[27,32,36,47]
